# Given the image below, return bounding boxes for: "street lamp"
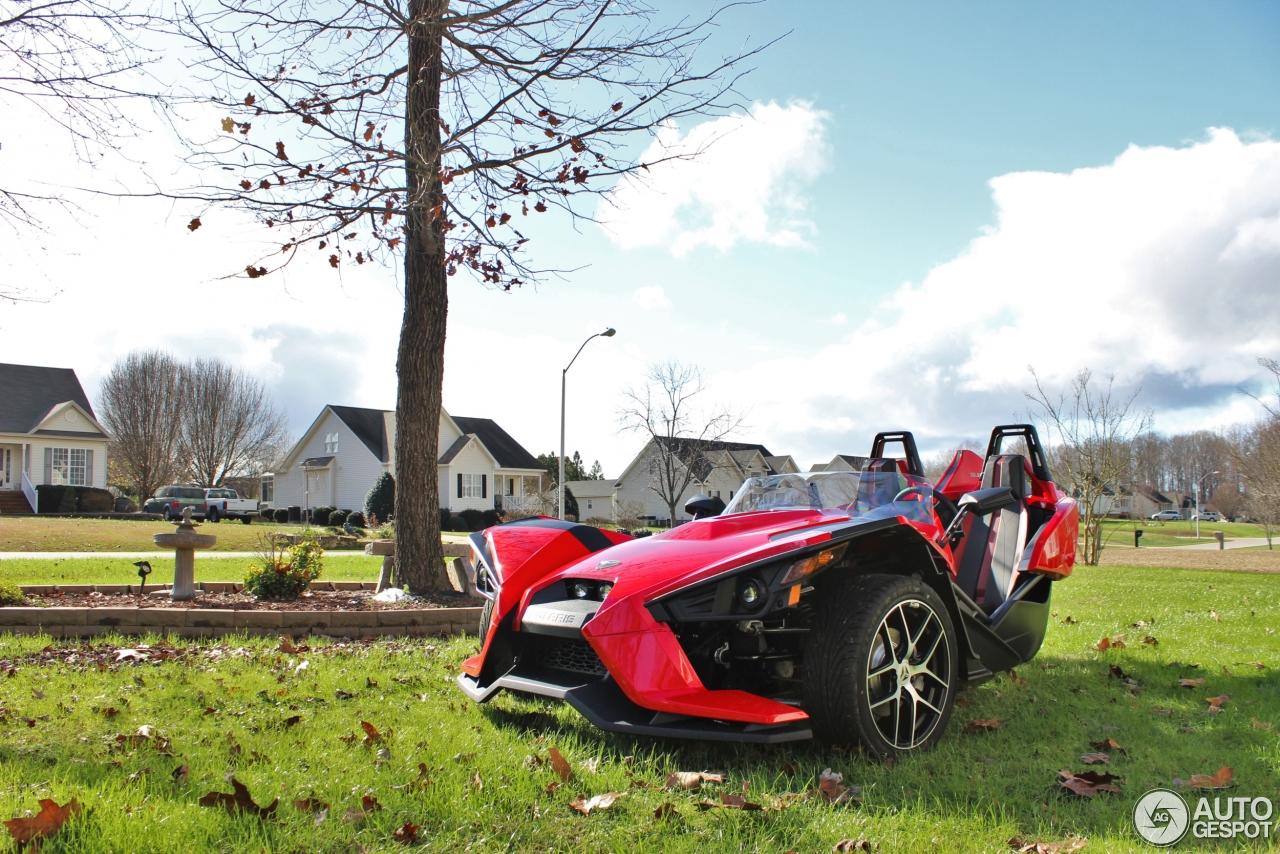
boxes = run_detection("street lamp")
[560,328,616,520]
[1195,470,1219,540]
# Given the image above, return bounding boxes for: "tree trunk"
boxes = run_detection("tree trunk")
[394,0,449,593]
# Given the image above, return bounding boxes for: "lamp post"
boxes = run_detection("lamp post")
[560,328,616,520]
[1195,470,1219,540]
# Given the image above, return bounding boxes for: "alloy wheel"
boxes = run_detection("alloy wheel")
[865,598,951,750]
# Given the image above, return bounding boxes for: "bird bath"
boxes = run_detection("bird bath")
[153,508,217,601]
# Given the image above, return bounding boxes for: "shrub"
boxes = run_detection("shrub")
[244,534,324,599]
[346,510,365,528]
[439,507,451,532]
[563,486,579,521]
[448,515,469,532]
[76,487,114,513]
[459,508,484,531]
[481,509,502,528]
[36,485,77,514]
[310,506,335,526]
[273,508,289,523]
[583,516,613,527]
[329,509,349,526]
[0,583,24,607]
[615,516,646,531]
[365,472,395,528]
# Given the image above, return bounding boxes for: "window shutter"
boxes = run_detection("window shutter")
[481,474,487,499]
[43,448,52,484]
[457,473,463,498]
[85,450,94,486]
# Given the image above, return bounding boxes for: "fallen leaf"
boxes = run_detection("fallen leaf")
[198,777,279,817]
[31,690,44,700]
[172,765,189,784]
[360,721,385,745]
[1079,753,1109,765]
[1008,836,1089,853]
[101,707,119,718]
[471,772,482,790]
[1009,670,1027,686]
[334,689,353,700]
[1089,738,1125,754]
[1142,636,1158,646]
[833,840,872,851]
[1154,707,1172,715]
[342,808,365,823]
[1223,665,1234,676]
[293,797,328,812]
[654,802,677,820]
[568,792,623,815]
[1095,637,1125,651]
[964,719,1006,734]
[1210,610,1219,621]
[1250,718,1272,730]
[1206,695,1230,709]
[3,798,81,844]
[1058,770,1121,797]
[361,795,382,812]
[1131,620,1149,627]
[666,771,723,790]
[1189,766,1233,789]
[1178,678,1206,689]
[1107,664,1131,680]
[283,715,301,728]
[955,698,974,707]
[549,747,573,783]
[393,822,419,844]
[1062,616,1078,624]
[127,768,151,782]
[817,768,861,805]
[781,762,800,777]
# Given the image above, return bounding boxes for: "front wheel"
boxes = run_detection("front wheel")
[803,574,958,759]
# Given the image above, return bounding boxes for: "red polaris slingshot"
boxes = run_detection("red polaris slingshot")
[457,425,1078,758]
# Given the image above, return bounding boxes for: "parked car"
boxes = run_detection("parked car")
[458,425,1079,758]
[142,485,207,521]
[1192,510,1221,522]
[1151,509,1182,521]
[203,488,258,524]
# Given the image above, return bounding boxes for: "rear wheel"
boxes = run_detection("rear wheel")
[241,515,252,525]
[207,507,220,523]
[803,574,958,759]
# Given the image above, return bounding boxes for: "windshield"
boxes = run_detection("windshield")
[723,470,936,525]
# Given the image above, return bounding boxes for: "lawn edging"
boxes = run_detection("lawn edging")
[0,599,481,639]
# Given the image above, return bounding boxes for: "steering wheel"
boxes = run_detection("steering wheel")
[892,486,931,503]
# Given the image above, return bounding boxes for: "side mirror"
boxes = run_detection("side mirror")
[684,494,720,520]
[958,486,1018,516]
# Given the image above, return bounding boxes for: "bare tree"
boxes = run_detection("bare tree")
[1234,358,1280,548]
[922,439,983,483]
[164,0,767,591]
[97,349,185,501]
[1025,367,1153,565]
[180,358,289,488]
[618,361,742,524]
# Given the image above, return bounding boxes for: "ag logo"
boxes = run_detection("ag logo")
[1134,788,1190,846]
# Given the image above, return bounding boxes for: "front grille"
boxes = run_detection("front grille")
[539,638,607,676]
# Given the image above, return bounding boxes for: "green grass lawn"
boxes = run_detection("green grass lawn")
[1097,519,1268,549]
[0,554,380,587]
[1,564,1278,851]
[0,517,335,553]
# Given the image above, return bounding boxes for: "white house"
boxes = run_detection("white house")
[569,439,802,524]
[0,362,111,514]
[265,405,544,516]
[810,454,870,472]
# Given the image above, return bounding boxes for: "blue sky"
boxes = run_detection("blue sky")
[3,1,1280,475]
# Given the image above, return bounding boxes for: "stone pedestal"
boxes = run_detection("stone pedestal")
[153,510,217,602]
[365,540,395,593]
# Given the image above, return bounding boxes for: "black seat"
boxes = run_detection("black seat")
[856,458,905,510]
[954,454,1029,613]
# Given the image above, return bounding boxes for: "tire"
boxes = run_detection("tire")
[479,597,495,640]
[207,507,220,523]
[241,515,252,525]
[162,507,173,522]
[803,574,958,759]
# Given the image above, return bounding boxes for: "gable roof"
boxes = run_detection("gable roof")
[451,416,541,470]
[660,438,776,481]
[0,363,101,435]
[329,405,391,462]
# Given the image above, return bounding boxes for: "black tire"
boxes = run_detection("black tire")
[241,515,252,525]
[478,597,495,639]
[207,507,220,523]
[162,507,173,522]
[803,574,958,759]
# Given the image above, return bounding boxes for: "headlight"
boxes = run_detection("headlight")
[737,578,764,608]
[570,581,591,599]
[780,543,848,585]
[597,582,614,598]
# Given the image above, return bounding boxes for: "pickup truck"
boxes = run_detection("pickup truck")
[203,488,258,524]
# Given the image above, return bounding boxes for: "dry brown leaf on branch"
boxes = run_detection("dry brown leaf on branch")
[1058,770,1121,798]
[549,747,573,782]
[198,777,279,817]
[665,771,723,790]
[817,768,861,805]
[568,792,623,815]
[964,719,1006,734]
[1079,753,1110,765]
[1190,766,1233,789]
[1008,835,1088,853]
[1178,678,1206,688]
[3,798,81,845]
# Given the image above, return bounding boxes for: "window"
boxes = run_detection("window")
[461,474,484,498]
[261,478,274,504]
[507,478,514,496]
[50,448,87,486]
[324,432,339,454]
[587,499,593,510]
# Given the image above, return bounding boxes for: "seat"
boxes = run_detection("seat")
[954,454,1030,613]
[855,458,907,511]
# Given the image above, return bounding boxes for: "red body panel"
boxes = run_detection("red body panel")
[1026,496,1078,579]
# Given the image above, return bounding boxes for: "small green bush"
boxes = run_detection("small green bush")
[244,535,324,599]
[459,508,484,531]
[310,506,335,526]
[481,509,502,528]
[448,515,468,532]
[0,583,24,607]
[438,507,451,532]
[76,487,114,513]
[273,508,289,523]
[365,473,395,527]
[328,509,349,526]
[346,510,365,528]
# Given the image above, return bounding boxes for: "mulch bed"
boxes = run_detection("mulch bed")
[18,590,474,611]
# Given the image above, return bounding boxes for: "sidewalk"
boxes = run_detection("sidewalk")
[1153,537,1274,551]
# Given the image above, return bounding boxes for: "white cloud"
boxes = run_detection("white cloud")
[598,101,829,256]
[631,285,671,310]
[714,129,1280,460]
